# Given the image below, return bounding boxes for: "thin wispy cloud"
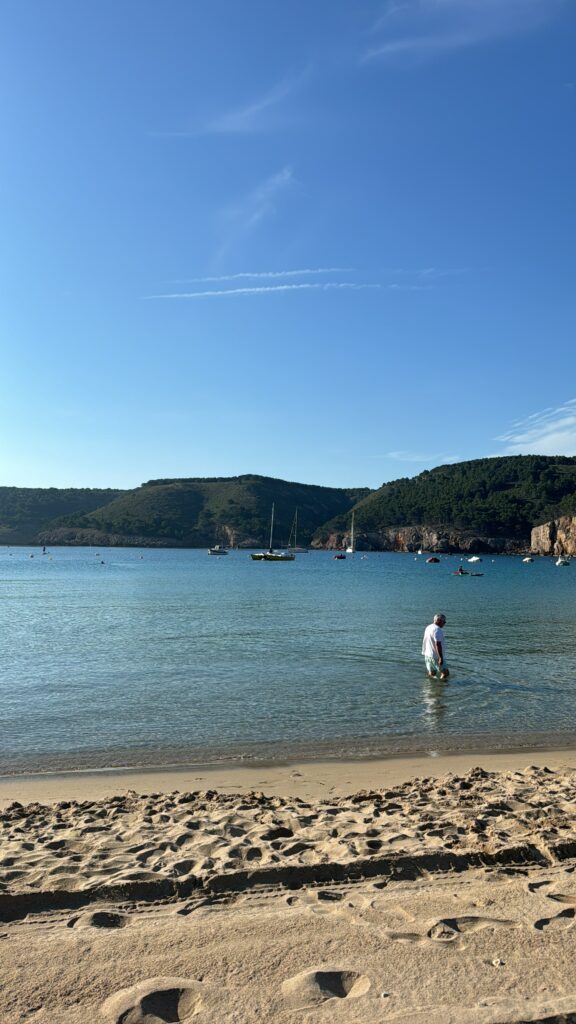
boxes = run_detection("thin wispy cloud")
[380,266,479,281]
[416,266,475,279]
[149,267,445,298]
[387,283,432,291]
[174,266,462,285]
[175,268,355,284]
[227,167,293,239]
[150,71,307,138]
[364,0,562,64]
[149,283,382,299]
[208,70,307,134]
[213,166,296,263]
[496,399,576,456]
[152,261,470,298]
[231,166,295,232]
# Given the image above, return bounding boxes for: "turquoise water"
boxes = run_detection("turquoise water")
[1,546,576,772]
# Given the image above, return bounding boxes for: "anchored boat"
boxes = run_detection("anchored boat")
[251,503,295,562]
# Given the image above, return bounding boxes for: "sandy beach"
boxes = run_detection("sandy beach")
[3,750,576,1023]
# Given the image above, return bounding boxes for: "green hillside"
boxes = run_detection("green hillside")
[314,455,576,545]
[4,457,576,549]
[43,475,370,547]
[0,487,124,544]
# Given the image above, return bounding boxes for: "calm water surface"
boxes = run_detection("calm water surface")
[1,546,576,772]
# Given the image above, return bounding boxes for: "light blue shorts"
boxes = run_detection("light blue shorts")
[424,656,448,676]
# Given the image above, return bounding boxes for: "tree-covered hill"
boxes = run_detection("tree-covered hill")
[0,487,124,544]
[4,457,576,549]
[314,455,576,547]
[40,475,370,547]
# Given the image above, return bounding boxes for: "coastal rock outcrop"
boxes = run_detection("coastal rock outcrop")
[316,526,524,554]
[531,516,576,556]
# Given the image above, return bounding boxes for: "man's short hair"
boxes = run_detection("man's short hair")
[434,613,446,624]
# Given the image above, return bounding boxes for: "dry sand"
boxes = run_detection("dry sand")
[3,751,576,1023]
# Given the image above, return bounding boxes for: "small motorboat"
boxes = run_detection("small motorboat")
[208,545,228,556]
[522,556,533,563]
[556,556,570,566]
[467,556,482,563]
[426,556,440,563]
[334,553,347,560]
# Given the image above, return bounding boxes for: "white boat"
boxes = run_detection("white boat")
[208,544,228,556]
[556,555,570,566]
[467,556,482,563]
[251,504,295,562]
[522,556,533,563]
[345,511,355,554]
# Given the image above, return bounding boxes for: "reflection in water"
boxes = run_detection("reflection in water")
[423,676,448,727]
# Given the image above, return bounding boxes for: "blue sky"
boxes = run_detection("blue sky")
[1,0,575,490]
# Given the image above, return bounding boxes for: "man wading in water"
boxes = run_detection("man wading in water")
[422,613,449,680]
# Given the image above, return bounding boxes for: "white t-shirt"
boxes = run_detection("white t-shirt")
[422,623,445,659]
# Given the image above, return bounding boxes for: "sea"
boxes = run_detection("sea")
[1,546,576,775]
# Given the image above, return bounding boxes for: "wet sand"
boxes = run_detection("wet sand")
[2,746,576,807]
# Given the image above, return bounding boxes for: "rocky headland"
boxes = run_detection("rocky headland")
[531,515,576,556]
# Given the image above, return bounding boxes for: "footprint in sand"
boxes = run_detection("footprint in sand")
[101,976,206,1023]
[317,890,344,903]
[286,889,355,915]
[527,879,553,893]
[386,915,518,945]
[282,968,370,1009]
[534,907,575,931]
[427,920,460,943]
[69,910,128,929]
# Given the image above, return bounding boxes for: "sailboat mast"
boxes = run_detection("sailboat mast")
[269,503,275,552]
[346,510,355,554]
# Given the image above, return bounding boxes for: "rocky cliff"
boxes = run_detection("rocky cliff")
[315,526,525,554]
[531,516,576,556]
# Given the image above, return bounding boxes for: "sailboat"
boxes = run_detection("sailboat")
[251,504,295,561]
[345,511,355,555]
[291,509,309,553]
